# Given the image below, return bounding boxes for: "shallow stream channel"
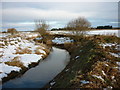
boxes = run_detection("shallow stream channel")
[2,47,70,88]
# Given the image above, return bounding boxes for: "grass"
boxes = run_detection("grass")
[15,47,32,54]
[1,32,53,84]
[50,39,98,87]
[5,56,25,68]
[45,35,120,88]
[35,49,46,55]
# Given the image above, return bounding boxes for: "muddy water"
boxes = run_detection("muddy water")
[2,47,70,88]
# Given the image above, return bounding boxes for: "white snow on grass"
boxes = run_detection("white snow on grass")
[116,62,120,71]
[0,33,11,37]
[0,63,21,74]
[100,43,119,57]
[75,56,80,59]
[87,30,119,37]
[49,31,72,35]
[0,32,49,81]
[0,54,17,63]
[49,30,119,37]
[110,52,119,58]
[38,49,46,55]
[92,75,104,81]
[50,81,56,86]
[52,37,73,44]
[19,54,43,67]
[100,43,117,48]
[3,45,17,55]
[102,70,106,76]
[0,63,21,81]
[0,72,7,81]
[105,64,109,67]
[17,32,39,39]
[80,80,90,84]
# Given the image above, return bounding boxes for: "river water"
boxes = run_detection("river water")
[2,47,70,88]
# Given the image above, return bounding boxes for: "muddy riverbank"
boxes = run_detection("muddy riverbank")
[44,35,120,88]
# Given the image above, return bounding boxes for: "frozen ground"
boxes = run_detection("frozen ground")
[0,32,39,38]
[0,32,48,81]
[0,33,11,38]
[88,30,119,37]
[52,37,73,44]
[49,30,119,37]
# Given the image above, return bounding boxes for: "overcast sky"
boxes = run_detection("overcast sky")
[1,1,119,31]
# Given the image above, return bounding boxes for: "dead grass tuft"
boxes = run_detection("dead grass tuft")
[15,48,32,54]
[46,40,53,45]
[34,49,46,55]
[42,48,50,54]
[36,46,44,50]
[5,56,24,68]
[64,42,74,49]
[36,43,47,48]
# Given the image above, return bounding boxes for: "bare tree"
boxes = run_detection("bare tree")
[35,19,49,35]
[66,17,91,35]
[66,17,91,42]
[35,19,50,42]
[7,28,18,35]
[34,19,53,45]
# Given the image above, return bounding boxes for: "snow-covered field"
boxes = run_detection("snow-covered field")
[0,32,49,81]
[88,30,119,37]
[49,30,119,37]
[0,32,39,38]
[0,33,11,38]
[52,37,73,44]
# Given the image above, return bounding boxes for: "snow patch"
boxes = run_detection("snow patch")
[110,52,119,58]
[116,62,120,71]
[0,33,49,81]
[111,76,115,79]
[92,75,104,81]
[65,69,69,72]
[52,37,73,44]
[19,54,43,67]
[80,80,90,84]
[104,64,109,67]
[75,56,80,59]
[38,49,46,55]
[102,70,106,76]
[50,81,56,86]
[0,63,21,81]
[100,43,116,48]
[87,30,119,37]
[49,30,119,37]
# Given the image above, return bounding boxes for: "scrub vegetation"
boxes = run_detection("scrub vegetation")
[44,17,120,88]
[1,17,119,88]
[45,35,120,88]
[0,31,51,82]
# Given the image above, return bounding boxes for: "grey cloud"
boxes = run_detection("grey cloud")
[1,2,118,30]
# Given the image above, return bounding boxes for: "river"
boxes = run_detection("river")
[2,47,70,88]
